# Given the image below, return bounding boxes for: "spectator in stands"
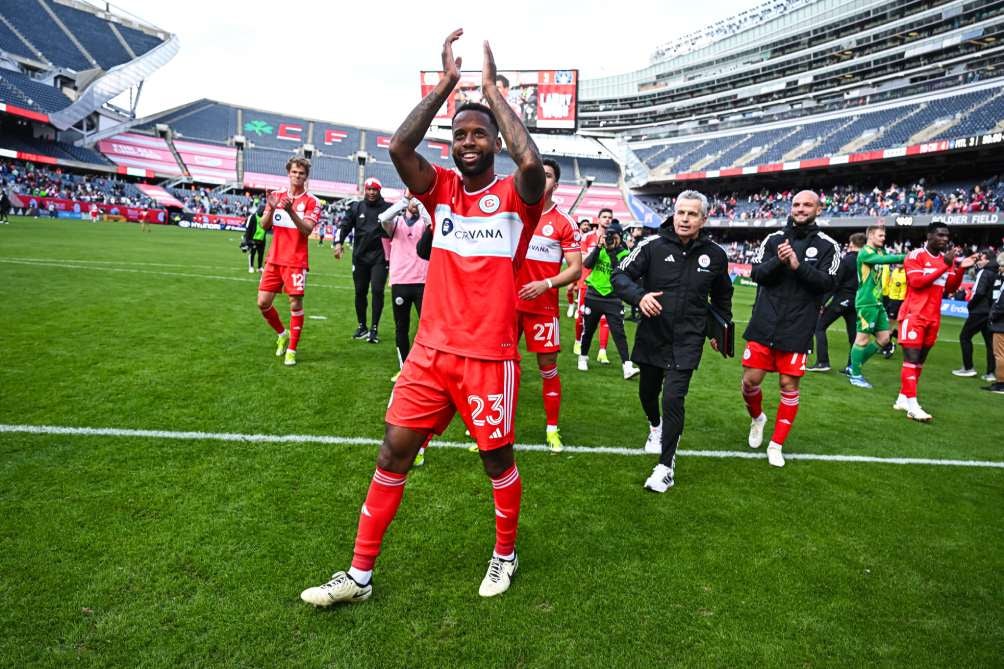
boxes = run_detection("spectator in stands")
[333,178,393,344]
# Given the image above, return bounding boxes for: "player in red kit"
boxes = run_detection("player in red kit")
[894,222,977,421]
[515,158,582,453]
[301,29,545,606]
[256,157,320,366]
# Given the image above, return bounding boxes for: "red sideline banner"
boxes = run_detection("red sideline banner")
[728,262,752,278]
[8,194,168,223]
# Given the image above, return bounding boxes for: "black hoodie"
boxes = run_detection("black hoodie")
[612,227,733,370]
[336,197,392,265]
[742,219,840,353]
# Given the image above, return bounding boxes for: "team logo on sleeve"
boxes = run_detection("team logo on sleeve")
[479,194,501,214]
[806,246,818,258]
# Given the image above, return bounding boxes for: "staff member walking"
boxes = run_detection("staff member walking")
[807,232,864,373]
[333,178,393,343]
[613,190,733,493]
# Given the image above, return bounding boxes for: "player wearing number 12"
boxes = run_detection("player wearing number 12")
[300,30,546,607]
[256,157,320,366]
[515,158,582,453]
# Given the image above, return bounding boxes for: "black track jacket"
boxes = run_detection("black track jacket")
[743,220,840,353]
[612,227,733,370]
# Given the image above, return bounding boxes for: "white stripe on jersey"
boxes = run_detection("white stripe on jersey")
[525,235,565,263]
[432,205,526,259]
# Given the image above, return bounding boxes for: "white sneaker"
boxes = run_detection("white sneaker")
[577,355,588,371]
[644,422,662,454]
[982,373,996,383]
[623,361,640,380]
[907,406,933,423]
[952,368,977,377]
[300,571,372,607]
[892,395,909,411]
[748,413,767,449]
[479,554,518,597]
[643,463,675,493]
[766,442,785,467]
[248,266,255,273]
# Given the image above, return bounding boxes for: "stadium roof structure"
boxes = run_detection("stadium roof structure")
[0,0,178,130]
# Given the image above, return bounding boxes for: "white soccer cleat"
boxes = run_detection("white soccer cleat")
[748,413,767,449]
[892,395,909,412]
[577,355,589,371]
[623,361,640,380]
[479,554,518,597]
[907,406,933,423]
[766,442,785,467]
[644,422,662,454]
[643,463,675,493]
[300,571,372,607]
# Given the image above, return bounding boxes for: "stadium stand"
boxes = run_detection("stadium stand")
[0,69,72,114]
[1,2,93,71]
[47,2,133,70]
[0,133,110,165]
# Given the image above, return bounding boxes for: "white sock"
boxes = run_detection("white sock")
[493,550,515,561]
[650,420,661,432]
[897,393,907,403]
[347,567,371,585]
[546,425,558,433]
[755,413,767,423]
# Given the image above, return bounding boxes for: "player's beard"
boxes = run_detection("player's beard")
[453,151,494,177]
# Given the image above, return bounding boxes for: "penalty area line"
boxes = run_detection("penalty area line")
[2,423,1003,469]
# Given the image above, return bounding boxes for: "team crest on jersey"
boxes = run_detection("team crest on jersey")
[698,254,710,268]
[479,194,501,214]
[806,246,818,258]
[441,218,454,235]
[542,224,554,236]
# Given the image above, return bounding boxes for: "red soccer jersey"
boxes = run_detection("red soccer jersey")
[265,188,321,269]
[516,204,581,315]
[413,164,545,360]
[579,229,600,282]
[899,247,963,323]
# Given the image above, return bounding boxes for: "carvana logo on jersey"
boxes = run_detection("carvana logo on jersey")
[441,218,454,235]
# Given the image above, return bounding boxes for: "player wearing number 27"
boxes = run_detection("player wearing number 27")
[256,157,320,367]
[300,29,546,606]
[515,158,582,453]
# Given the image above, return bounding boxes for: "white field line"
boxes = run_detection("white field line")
[0,257,352,290]
[2,423,1002,469]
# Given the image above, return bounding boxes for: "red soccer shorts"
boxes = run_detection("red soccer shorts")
[899,316,939,349]
[386,343,520,450]
[518,311,561,353]
[259,263,307,296]
[741,340,807,377]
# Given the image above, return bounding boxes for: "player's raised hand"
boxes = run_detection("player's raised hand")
[943,246,959,265]
[482,41,497,92]
[959,253,979,269]
[266,191,282,210]
[442,29,463,82]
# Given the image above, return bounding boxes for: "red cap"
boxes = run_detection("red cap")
[364,178,382,190]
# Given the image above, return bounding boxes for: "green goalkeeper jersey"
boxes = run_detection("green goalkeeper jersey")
[855,244,906,308]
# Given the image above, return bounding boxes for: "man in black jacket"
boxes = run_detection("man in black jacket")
[984,252,1004,394]
[333,178,393,343]
[807,232,864,373]
[613,190,733,492]
[740,191,839,468]
[953,250,998,380]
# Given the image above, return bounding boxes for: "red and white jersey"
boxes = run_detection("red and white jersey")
[413,164,545,360]
[265,188,321,269]
[899,247,963,323]
[578,228,601,283]
[516,204,581,315]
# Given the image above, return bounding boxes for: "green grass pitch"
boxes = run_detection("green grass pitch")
[0,217,1001,667]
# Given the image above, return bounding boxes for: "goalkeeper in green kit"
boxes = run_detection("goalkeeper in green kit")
[848,225,905,388]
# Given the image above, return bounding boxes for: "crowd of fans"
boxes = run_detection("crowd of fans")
[646,177,1004,222]
[0,160,158,209]
[170,186,257,218]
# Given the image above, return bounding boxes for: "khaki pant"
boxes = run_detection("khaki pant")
[995,333,1004,382]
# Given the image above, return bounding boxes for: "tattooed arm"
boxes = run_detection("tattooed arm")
[480,41,545,205]
[389,29,463,195]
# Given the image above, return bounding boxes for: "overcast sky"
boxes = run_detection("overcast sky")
[108,0,760,131]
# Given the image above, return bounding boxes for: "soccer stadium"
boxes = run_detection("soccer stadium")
[1,0,1002,665]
